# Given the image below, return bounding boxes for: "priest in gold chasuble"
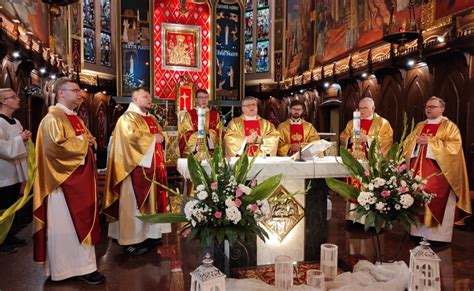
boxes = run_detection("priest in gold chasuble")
[104,87,171,255]
[33,78,104,283]
[277,100,320,156]
[224,96,279,157]
[403,96,471,243]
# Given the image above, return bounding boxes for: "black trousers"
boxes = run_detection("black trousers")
[0,183,22,242]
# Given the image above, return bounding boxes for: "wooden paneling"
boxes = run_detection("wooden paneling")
[378,70,404,139]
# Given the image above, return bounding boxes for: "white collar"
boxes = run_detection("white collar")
[244,115,257,120]
[427,116,442,124]
[55,103,76,115]
[196,106,209,112]
[127,102,148,116]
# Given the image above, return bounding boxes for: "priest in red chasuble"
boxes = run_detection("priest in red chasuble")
[404,96,471,243]
[104,87,171,255]
[178,89,222,157]
[277,100,320,156]
[340,97,393,223]
[224,96,279,157]
[33,78,105,284]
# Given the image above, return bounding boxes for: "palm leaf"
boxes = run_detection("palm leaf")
[243,174,282,203]
[188,155,210,188]
[325,177,360,200]
[138,213,187,224]
[340,147,366,182]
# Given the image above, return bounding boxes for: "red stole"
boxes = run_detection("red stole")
[130,115,167,213]
[360,119,373,136]
[244,119,261,156]
[289,123,304,155]
[410,123,450,224]
[34,114,100,263]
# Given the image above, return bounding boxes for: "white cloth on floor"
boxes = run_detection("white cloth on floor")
[226,278,317,290]
[108,175,171,245]
[46,187,97,281]
[410,191,456,242]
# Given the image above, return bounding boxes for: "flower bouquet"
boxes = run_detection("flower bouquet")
[139,141,282,249]
[325,117,434,234]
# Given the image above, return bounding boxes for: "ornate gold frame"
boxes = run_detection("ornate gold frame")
[161,22,202,72]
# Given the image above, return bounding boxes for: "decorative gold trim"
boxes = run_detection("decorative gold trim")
[161,22,202,72]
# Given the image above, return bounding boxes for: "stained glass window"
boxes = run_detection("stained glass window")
[84,27,96,63]
[245,0,270,74]
[100,0,112,67]
[100,33,111,67]
[83,0,95,28]
[100,0,111,33]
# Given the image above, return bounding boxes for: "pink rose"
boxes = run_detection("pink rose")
[214,211,222,218]
[397,164,407,173]
[235,198,242,207]
[381,190,391,197]
[251,179,257,187]
[211,182,218,190]
[236,188,244,197]
[398,186,408,193]
[250,204,258,211]
[364,170,370,176]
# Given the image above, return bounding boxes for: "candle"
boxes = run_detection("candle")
[197,108,205,138]
[353,109,360,138]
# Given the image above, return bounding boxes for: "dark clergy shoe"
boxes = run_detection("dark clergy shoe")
[144,238,163,247]
[0,244,17,254]
[5,236,27,247]
[122,244,149,256]
[77,271,105,285]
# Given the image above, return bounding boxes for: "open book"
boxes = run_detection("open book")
[291,139,333,160]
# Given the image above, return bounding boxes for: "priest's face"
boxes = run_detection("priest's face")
[242,100,258,117]
[132,89,152,112]
[425,99,445,120]
[196,92,209,108]
[289,105,304,119]
[58,82,82,110]
[358,99,374,119]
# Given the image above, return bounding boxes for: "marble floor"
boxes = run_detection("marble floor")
[1,193,473,290]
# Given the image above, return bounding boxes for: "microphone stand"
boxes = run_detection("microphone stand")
[295,143,305,162]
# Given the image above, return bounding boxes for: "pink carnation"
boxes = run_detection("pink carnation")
[236,188,244,197]
[398,186,408,193]
[381,190,391,197]
[211,182,218,190]
[214,211,222,218]
[250,204,258,211]
[397,164,407,173]
[251,179,257,187]
[235,198,242,207]
[364,170,370,176]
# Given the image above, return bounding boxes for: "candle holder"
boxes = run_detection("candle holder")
[320,243,338,280]
[275,255,294,289]
[194,137,210,161]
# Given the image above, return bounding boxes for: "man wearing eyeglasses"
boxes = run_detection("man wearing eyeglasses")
[404,96,471,243]
[104,87,170,256]
[340,97,393,223]
[178,89,222,157]
[277,100,320,156]
[33,78,105,284]
[224,96,279,157]
[0,88,30,254]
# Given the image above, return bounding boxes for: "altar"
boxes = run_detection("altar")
[176,156,352,265]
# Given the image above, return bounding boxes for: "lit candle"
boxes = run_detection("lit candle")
[353,109,360,138]
[197,108,205,138]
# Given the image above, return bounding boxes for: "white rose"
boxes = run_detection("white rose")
[197,191,208,200]
[375,202,385,212]
[196,184,205,191]
[400,180,407,188]
[225,197,236,208]
[400,194,414,209]
[184,200,199,220]
[225,206,242,224]
[367,183,374,191]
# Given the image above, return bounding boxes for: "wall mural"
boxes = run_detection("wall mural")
[0,0,49,44]
[50,7,68,61]
[153,0,210,100]
[286,0,314,78]
[215,0,242,101]
[435,0,472,20]
[314,0,422,64]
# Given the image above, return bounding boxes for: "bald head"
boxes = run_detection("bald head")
[358,97,375,119]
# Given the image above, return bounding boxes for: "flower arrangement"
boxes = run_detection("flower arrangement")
[139,143,282,249]
[325,117,434,233]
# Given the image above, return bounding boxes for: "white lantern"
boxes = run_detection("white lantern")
[190,253,226,291]
[409,238,441,291]
[320,243,338,280]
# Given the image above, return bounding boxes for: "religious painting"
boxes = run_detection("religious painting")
[177,86,193,111]
[100,0,112,33]
[161,23,202,72]
[0,0,49,44]
[257,8,270,41]
[435,0,472,20]
[246,0,253,10]
[122,47,150,95]
[215,1,242,101]
[83,27,96,63]
[245,43,254,73]
[71,2,82,36]
[256,40,269,73]
[286,0,314,77]
[314,0,422,64]
[50,6,68,61]
[100,32,112,67]
[245,11,254,43]
[83,0,96,28]
[275,0,284,19]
